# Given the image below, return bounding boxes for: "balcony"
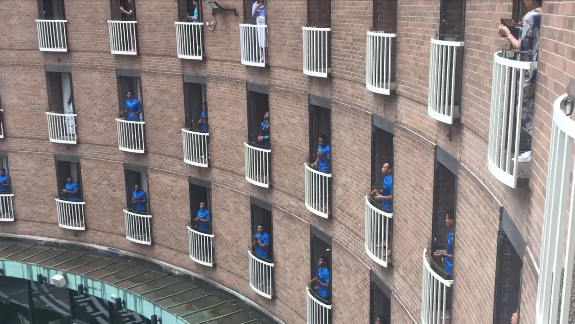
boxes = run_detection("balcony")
[239,24,267,67]
[364,196,393,267]
[304,163,331,218]
[422,248,453,324]
[116,118,145,153]
[302,27,331,78]
[107,20,138,55]
[124,209,152,245]
[428,37,464,124]
[244,142,271,188]
[248,250,274,299]
[46,112,77,144]
[306,286,331,324]
[487,51,537,188]
[0,194,15,222]
[536,94,575,324]
[55,198,85,230]
[182,129,209,167]
[175,22,204,60]
[187,226,214,267]
[36,20,68,52]
[366,31,396,95]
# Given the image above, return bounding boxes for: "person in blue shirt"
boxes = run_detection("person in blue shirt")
[252,224,271,260]
[311,256,330,301]
[257,111,270,147]
[371,162,393,213]
[198,103,208,133]
[435,209,455,276]
[132,185,148,214]
[194,201,211,232]
[121,91,142,122]
[188,0,200,22]
[311,134,331,173]
[0,169,10,193]
[61,177,81,201]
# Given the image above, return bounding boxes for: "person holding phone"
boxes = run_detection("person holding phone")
[311,134,331,173]
[132,184,147,214]
[252,224,270,259]
[121,91,142,122]
[62,177,81,202]
[194,202,211,232]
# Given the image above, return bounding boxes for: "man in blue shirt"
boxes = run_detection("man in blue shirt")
[257,111,270,148]
[0,169,10,193]
[132,185,148,214]
[434,209,455,276]
[311,256,330,301]
[194,201,211,232]
[371,162,393,213]
[311,134,331,173]
[188,0,200,22]
[61,177,81,201]
[252,224,271,260]
[198,103,208,133]
[121,92,142,122]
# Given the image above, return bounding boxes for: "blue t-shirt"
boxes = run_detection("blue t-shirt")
[254,232,270,259]
[382,174,393,212]
[125,99,142,121]
[196,208,211,231]
[445,230,454,276]
[318,144,331,173]
[193,7,199,20]
[0,175,10,192]
[252,2,265,18]
[65,182,81,201]
[200,110,208,133]
[259,121,270,140]
[317,267,330,298]
[132,190,147,212]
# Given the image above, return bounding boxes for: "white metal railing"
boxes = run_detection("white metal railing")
[108,20,138,55]
[244,142,271,188]
[46,112,77,144]
[304,163,331,218]
[248,250,274,299]
[56,198,85,230]
[124,209,152,245]
[303,27,331,78]
[535,94,575,324]
[187,226,214,267]
[182,129,209,167]
[428,38,464,124]
[175,22,204,60]
[365,196,393,267]
[422,248,453,324]
[0,194,15,222]
[240,24,267,67]
[36,20,68,52]
[306,286,331,324]
[487,51,537,188]
[366,31,396,95]
[116,118,145,153]
[0,109,5,139]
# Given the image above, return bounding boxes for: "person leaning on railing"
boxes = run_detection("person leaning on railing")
[61,177,81,202]
[498,0,542,163]
[0,168,10,194]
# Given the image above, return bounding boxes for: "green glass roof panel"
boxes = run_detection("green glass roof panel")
[54,254,100,271]
[168,295,225,316]
[68,258,116,275]
[5,246,48,261]
[115,270,165,289]
[154,288,212,308]
[99,265,148,284]
[24,248,67,264]
[0,244,33,258]
[181,303,243,323]
[0,242,16,251]
[38,251,85,267]
[143,282,199,304]
[203,311,257,324]
[128,275,181,294]
[84,261,133,279]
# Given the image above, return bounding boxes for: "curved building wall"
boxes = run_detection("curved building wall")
[0,0,571,323]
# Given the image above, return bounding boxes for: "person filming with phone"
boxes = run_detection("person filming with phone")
[252,224,271,260]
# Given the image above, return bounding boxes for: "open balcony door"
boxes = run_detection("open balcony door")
[61,73,76,137]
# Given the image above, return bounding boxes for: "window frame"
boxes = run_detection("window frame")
[0,151,11,193]
[371,115,395,209]
[45,68,75,114]
[189,177,212,233]
[116,70,143,119]
[246,83,270,145]
[370,270,392,324]
[38,0,66,20]
[179,0,203,22]
[308,95,332,168]
[250,196,273,262]
[54,154,83,201]
[310,226,333,304]
[183,80,207,131]
[123,163,149,213]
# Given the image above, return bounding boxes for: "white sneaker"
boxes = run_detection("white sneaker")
[513,151,531,163]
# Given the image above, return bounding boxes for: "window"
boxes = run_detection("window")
[439,0,465,41]
[55,155,83,201]
[309,97,332,172]
[184,81,207,132]
[37,0,66,19]
[243,0,265,24]
[0,95,5,138]
[189,179,211,233]
[370,271,391,324]
[110,0,137,20]
[371,117,394,201]
[307,0,331,28]
[117,74,143,120]
[310,226,332,304]
[247,84,270,146]
[367,0,398,95]
[179,0,203,22]
[373,0,397,33]
[512,0,529,25]
[251,197,273,262]
[0,153,11,193]
[124,164,149,214]
[46,71,75,114]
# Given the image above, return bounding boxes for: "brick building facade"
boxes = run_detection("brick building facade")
[0,0,573,323]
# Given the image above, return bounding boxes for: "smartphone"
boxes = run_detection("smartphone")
[500,18,516,28]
